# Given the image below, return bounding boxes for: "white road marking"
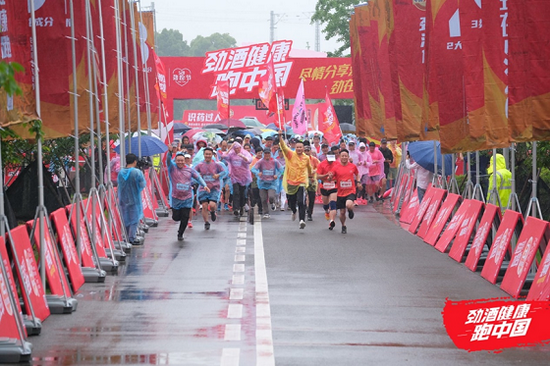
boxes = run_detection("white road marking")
[232,274,244,285]
[230,288,244,300]
[234,254,245,262]
[227,304,243,319]
[236,239,247,246]
[224,324,241,341]
[254,218,275,366]
[220,348,240,366]
[233,264,245,272]
[235,247,246,253]
[237,232,247,238]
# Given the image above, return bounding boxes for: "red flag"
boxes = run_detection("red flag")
[258,57,277,116]
[320,91,342,145]
[152,49,168,103]
[216,80,230,120]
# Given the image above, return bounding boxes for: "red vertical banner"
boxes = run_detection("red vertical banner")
[0,1,38,127]
[464,204,502,271]
[350,12,367,137]
[101,0,121,132]
[508,0,550,141]
[137,9,159,129]
[0,237,23,340]
[319,91,342,145]
[216,80,230,120]
[391,0,427,141]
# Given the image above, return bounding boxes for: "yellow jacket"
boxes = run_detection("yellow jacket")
[279,139,312,193]
[487,154,512,209]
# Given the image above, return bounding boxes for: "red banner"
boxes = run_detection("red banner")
[443,299,550,352]
[319,92,342,145]
[350,12,369,138]
[216,80,230,120]
[0,1,37,128]
[68,204,96,269]
[508,0,550,142]
[0,237,23,340]
[464,204,501,271]
[84,199,108,258]
[9,225,50,321]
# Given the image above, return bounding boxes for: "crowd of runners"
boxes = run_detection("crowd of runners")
[131,130,400,241]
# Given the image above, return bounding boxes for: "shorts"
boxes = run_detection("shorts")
[367,174,384,184]
[389,167,398,180]
[320,188,338,196]
[336,194,356,209]
[197,190,220,204]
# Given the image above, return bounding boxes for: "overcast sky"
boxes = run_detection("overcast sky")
[144,0,343,53]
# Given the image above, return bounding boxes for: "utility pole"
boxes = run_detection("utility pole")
[315,20,320,52]
[270,10,275,43]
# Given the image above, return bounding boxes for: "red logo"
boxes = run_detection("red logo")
[173,68,192,87]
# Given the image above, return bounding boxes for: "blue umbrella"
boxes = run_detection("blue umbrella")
[266,123,279,130]
[408,141,453,176]
[114,135,168,157]
[173,122,191,133]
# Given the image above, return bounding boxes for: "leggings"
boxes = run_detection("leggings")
[307,189,316,216]
[287,186,306,221]
[232,183,247,211]
[173,207,191,236]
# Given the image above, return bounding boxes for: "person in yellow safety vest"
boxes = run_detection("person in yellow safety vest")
[487,153,512,211]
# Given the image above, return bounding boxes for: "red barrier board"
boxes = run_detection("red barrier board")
[84,199,108,258]
[465,204,502,271]
[26,218,70,296]
[51,209,85,292]
[408,187,436,234]
[528,235,550,301]
[9,225,50,321]
[67,204,96,268]
[145,172,160,213]
[424,193,461,245]
[417,188,448,239]
[501,217,549,298]
[90,199,113,251]
[392,174,409,213]
[105,191,126,243]
[0,237,25,339]
[141,187,156,221]
[481,210,524,284]
[448,200,485,262]
[399,188,419,224]
[434,200,473,253]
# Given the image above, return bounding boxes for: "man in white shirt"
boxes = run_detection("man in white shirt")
[404,152,433,203]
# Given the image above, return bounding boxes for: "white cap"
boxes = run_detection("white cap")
[359,142,366,148]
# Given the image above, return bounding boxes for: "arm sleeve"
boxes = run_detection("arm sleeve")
[279,139,292,160]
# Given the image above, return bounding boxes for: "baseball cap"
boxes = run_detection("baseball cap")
[381,138,387,144]
[369,141,376,147]
[263,148,272,154]
[183,153,191,158]
[359,142,366,148]
[349,140,355,145]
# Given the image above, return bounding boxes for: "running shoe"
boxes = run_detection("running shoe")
[271,203,276,211]
[224,203,229,211]
[177,234,184,241]
[233,210,240,217]
[211,210,217,222]
[263,213,270,219]
[341,226,347,234]
[205,222,211,230]
[369,197,374,204]
[188,221,193,228]
[325,212,330,220]
[307,215,313,221]
[244,204,250,212]
[291,212,296,221]
[240,208,244,216]
[299,220,306,229]
[329,220,335,230]
[348,209,354,219]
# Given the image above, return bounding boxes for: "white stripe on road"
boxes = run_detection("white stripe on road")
[230,288,244,300]
[237,232,247,238]
[234,254,245,262]
[224,324,241,341]
[233,264,245,272]
[220,348,240,366]
[235,247,246,253]
[227,304,243,319]
[254,218,275,366]
[232,274,244,285]
[237,239,247,246]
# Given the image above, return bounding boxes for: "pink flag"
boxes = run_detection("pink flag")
[320,91,342,145]
[292,79,307,135]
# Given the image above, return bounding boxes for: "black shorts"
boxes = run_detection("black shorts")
[336,194,356,209]
[320,188,338,197]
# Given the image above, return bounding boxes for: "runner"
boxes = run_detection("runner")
[219,141,252,217]
[366,141,386,203]
[357,142,372,201]
[278,129,313,229]
[304,144,320,221]
[316,151,339,230]
[193,147,227,230]
[251,148,283,219]
[167,150,210,241]
[332,149,361,234]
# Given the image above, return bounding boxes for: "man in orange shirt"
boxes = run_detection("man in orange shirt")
[332,149,361,234]
[278,129,313,229]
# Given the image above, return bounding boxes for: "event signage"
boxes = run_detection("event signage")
[84,199,108,258]
[0,237,23,340]
[434,200,473,253]
[500,217,549,298]
[255,99,289,111]
[417,188,447,239]
[68,204,96,269]
[423,193,461,246]
[448,199,484,262]
[464,204,502,272]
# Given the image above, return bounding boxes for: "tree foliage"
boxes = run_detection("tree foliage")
[155,28,190,56]
[312,0,357,57]
[188,33,237,56]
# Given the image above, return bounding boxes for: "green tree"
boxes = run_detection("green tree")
[312,0,357,57]
[155,28,190,56]
[188,33,237,57]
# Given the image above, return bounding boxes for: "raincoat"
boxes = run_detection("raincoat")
[219,142,252,186]
[117,167,146,226]
[367,148,385,177]
[194,160,228,201]
[487,154,512,209]
[279,138,312,195]
[167,152,207,209]
[357,149,372,178]
[251,158,283,191]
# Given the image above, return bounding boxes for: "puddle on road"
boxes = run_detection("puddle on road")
[79,288,228,302]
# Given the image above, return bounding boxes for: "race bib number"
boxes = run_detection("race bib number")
[263,169,274,176]
[340,180,353,188]
[233,159,242,167]
[323,181,336,189]
[176,183,190,191]
[203,175,215,182]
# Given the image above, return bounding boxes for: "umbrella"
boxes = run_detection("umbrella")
[307,130,323,139]
[114,135,168,157]
[181,129,205,141]
[203,123,229,130]
[241,118,265,128]
[245,127,263,135]
[232,129,256,138]
[340,123,356,132]
[408,141,453,176]
[173,122,191,133]
[261,130,278,139]
[192,131,223,145]
[266,123,279,130]
[219,118,246,128]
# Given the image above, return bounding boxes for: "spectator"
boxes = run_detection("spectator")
[117,154,146,244]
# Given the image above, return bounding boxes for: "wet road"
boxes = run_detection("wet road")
[26,202,550,365]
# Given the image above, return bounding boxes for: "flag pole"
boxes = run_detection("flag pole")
[128,1,142,157]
